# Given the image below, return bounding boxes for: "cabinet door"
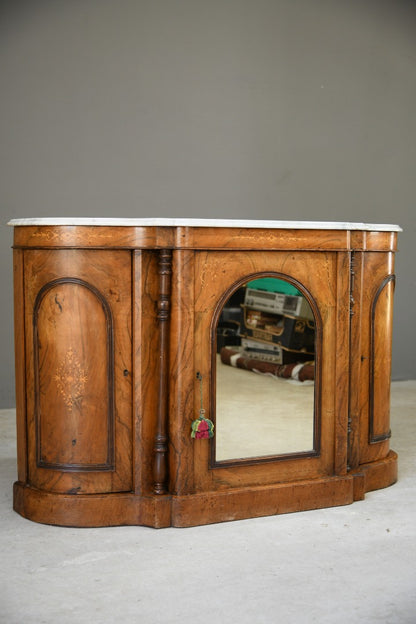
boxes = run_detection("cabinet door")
[191,249,350,492]
[24,249,132,494]
[349,250,396,467]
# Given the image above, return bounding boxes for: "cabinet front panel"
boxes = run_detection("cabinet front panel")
[191,250,350,492]
[356,251,396,464]
[24,250,132,494]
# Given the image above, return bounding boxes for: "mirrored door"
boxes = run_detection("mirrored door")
[213,275,318,465]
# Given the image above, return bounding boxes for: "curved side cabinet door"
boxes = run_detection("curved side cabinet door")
[24,250,132,495]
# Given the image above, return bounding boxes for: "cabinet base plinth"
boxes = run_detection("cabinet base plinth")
[13,451,397,528]
[13,483,172,528]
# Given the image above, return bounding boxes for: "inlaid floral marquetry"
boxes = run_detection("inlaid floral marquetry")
[54,348,88,411]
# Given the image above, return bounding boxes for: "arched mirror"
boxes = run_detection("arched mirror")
[212,275,320,466]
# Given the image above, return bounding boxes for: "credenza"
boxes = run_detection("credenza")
[9,218,401,527]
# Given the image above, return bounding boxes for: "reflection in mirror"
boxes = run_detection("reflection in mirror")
[214,276,317,463]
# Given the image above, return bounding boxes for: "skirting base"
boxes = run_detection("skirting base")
[13,451,398,528]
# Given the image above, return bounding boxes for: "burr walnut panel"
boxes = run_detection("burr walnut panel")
[369,276,395,443]
[354,252,396,466]
[23,249,133,495]
[33,279,114,471]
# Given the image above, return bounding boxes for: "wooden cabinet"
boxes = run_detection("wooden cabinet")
[10,219,400,527]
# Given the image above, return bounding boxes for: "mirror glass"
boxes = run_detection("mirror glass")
[214,276,316,463]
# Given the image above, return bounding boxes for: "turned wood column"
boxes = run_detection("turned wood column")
[153,249,172,495]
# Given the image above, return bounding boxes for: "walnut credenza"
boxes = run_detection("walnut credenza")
[10,218,401,528]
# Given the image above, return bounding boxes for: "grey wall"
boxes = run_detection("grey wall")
[1,0,415,407]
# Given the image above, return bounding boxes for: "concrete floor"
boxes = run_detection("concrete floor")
[1,380,415,624]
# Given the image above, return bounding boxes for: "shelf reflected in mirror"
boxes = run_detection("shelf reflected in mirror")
[213,275,319,465]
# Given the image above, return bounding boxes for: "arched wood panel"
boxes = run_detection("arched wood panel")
[369,275,395,443]
[33,278,115,471]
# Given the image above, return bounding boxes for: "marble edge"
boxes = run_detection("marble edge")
[7,217,402,232]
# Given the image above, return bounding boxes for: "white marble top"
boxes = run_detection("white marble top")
[8,218,402,231]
